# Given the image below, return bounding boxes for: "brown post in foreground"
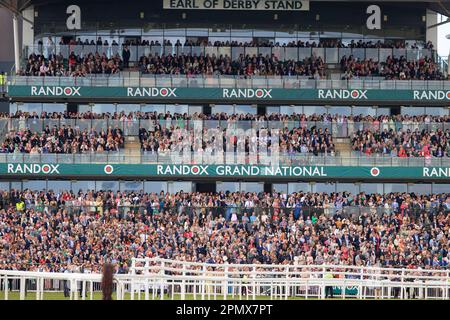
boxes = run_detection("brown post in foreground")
[101,263,114,300]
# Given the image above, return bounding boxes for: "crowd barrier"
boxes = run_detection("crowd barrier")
[1,257,449,300]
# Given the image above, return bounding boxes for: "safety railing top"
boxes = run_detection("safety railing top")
[133,257,450,276]
[7,75,450,90]
[1,153,450,166]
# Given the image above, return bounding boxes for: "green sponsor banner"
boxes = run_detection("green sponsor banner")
[2,163,450,179]
[7,85,450,104]
[333,286,358,295]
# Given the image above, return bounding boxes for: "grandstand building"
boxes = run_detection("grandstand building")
[0,0,449,194]
[0,1,448,301]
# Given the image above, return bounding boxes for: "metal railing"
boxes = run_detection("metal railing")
[1,152,450,166]
[6,204,448,220]
[8,74,450,90]
[23,44,437,65]
[1,153,450,166]
[1,257,449,300]
[2,118,450,137]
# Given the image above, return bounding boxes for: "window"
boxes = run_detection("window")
[166,104,188,115]
[117,104,141,113]
[288,182,311,193]
[96,181,120,192]
[376,108,391,116]
[10,181,22,191]
[329,106,351,116]
[92,104,116,114]
[384,183,407,193]
[120,181,144,192]
[47,181,72,193]
[217,182,240,193]
[23,180,47,192]
[212,105,233,114]
[71,181,96,192]
[336,183,360,194]
[168,181,193,193]
[144,181,167,194]
[235,105,256,115]
[189,106,203,115]
[0,182,10,192]
[240,182,263,193]
[425,107,449,116]
[303,106,327,115]
[353,107,376,116]
[272,183,288,194]
[408,184,432,195]
[360,183,384,194]
[432,184,450,194]
[42,103,66,113]
[141,104,165,114]
[280,106,303,115]
[401,106,425,116]
[313,183,336,193]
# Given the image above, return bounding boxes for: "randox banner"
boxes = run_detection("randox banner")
[163,0,310,11]
[2,163,450,179]
[8,85,450,105]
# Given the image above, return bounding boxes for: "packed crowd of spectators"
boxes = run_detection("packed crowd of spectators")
[139,123,335,156]
[0,189,448,272]
[138,53,326,77]
[42,37,433,49]
[18,51,123,77]
[340,55,445,80]
[0,126,124,154]
[351,127,450,157]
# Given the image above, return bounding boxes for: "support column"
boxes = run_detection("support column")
[426,9,438,46]
[13,14,20,74]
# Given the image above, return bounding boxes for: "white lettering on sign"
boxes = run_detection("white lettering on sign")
[366,5,381,30]
[163,0,309,10]
[66,5,81,30]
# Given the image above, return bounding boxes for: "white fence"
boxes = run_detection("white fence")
[1,257,449,300]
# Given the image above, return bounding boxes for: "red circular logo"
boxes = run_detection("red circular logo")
[104,165,114,174]
[161,88,168,96]
[256,90,263,97]
[64,87,72,95]
[351,90,359,98]
[446,91,450,99]
[192,166,199,174]
[42,165,51,174]
[370,167,380,177]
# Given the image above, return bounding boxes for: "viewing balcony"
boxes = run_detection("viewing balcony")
[24,44,438,65]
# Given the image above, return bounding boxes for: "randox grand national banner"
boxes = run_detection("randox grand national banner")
[7,85,450,105]
[2,163,450,179]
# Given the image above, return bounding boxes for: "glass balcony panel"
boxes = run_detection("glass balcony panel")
[285,47,298,61]
[298,47,312,61]
[325,48,338,63]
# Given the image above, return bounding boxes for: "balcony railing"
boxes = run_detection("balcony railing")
[6,204,449,219]
[24,44,437,65]
[8,75,450,90]
[2,119,449,139]
[0,152,449,166]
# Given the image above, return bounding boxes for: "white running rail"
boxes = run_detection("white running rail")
[0,257,449,300]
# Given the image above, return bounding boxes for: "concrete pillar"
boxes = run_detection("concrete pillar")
[13,14,20,74]
[22,6,34,50]
[426,9,438,46]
